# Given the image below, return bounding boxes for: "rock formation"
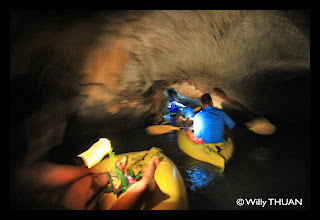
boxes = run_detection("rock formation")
[10,10,309,208]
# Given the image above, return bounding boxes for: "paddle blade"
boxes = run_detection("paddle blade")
[193,106,202,112]
[145,125,180,135]
[245,118,277,135]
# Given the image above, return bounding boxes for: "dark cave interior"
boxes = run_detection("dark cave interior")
[10,10,310,210]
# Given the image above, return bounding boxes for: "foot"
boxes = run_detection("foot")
[140,156,160,190]
[125,156,160,193]
[107,156,161,210]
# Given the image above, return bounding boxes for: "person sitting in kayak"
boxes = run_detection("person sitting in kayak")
[186,93,235,144]
[177,102,194,127]
[181,102,195,120]
[167,97,186,123]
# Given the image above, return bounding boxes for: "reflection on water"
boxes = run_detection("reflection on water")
[50,118,310,210]
[185,164,216,191]
[249,145,273,161]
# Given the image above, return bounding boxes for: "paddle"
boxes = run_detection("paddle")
[193,106,202,112]
[145,125,192,135]
[161,120,171,125]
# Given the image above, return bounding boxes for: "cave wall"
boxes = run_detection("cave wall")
[119,10,309,113]
[10,10,310,167]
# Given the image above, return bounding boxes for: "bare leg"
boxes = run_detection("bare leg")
[60,156,160,210]
[110,156,160,210]
[18,162,92,191]
[59,173,109,210]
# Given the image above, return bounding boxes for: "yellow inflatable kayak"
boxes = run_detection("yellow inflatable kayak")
[90,147,188,210]
[177,130,234,172]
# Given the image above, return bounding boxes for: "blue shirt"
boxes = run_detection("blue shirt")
[193,106,235,144]
[181,106,194,119]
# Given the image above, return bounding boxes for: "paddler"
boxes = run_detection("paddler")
[186,93,235,144]
[177,102,194,127]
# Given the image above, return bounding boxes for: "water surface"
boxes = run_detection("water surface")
[49,117,310,210]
